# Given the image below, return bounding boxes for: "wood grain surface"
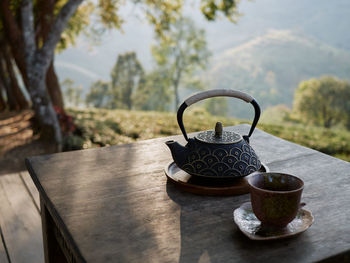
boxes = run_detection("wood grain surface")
[0,227,9,263]
[0,173,44,263]
[20,171,40,212]
[26,124,350,263]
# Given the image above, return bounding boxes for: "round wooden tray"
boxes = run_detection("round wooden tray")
[165,162,269,196]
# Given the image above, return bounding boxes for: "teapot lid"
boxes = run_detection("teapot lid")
[195,122,242,144]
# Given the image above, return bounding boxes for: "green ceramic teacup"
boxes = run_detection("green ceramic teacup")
[247,172,304,228]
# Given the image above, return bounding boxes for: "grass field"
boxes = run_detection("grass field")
[66,108,350,162]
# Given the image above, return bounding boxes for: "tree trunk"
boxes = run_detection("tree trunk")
[20,0,83,150]
[1,0,64,110]
[0,0,30,91]
[0,58,18,110]
[27,66,62,150]
[173,71,182,111]
[37,0,65,109]
[2,47,29,110]
[46,61,64,109]
[324,117,333,128]
[126,82,132,110]
[321,105,332,128]
[0,84,5,111]
[174,85,179,112]
[0,37,28,110]
[173,58,182,112]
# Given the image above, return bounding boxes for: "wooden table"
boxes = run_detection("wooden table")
[26,125,350,263]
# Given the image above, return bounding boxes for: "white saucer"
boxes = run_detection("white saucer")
[233,202,314,241]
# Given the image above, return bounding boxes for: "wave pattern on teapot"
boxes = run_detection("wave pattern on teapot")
[181,142,261,178]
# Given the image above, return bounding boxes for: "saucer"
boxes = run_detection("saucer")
[233,202,314,241]
[165,162,269,196]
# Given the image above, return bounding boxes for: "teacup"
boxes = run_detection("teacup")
[247,172,304,228]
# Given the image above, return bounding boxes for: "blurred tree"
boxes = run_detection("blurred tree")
[200,0,240,22]
[260,104,292,124]
[204,97,228,116]
[87,56,171,111]
[111,52,145,110]
[293,76,350,129]
[151,17,211,111]
[62,78,83,107]
[85,80,111,108]
[133,70,172,111]
[61,78,75,91]
[139,0,240,36]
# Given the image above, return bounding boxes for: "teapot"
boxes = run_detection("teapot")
[165,89,261,179]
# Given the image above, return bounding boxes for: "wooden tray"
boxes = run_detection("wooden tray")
[165,162,269,196]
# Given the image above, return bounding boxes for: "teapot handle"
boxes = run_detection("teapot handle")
[177,89,261,142]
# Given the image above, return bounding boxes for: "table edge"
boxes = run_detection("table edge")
[25,158,86,263]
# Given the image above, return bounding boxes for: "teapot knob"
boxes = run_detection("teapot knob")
[215,122,223,138]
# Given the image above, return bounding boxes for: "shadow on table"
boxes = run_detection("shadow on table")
[166,181,315,263]
[39,142,163,262]
[166,181,239,262]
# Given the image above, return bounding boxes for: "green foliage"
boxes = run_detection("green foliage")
[111,52,145,110]
[151,16,211,109]
[85,80,111,108]
[58,0,241,51]
[139,0,240,37]
[56,0,126,51]
[139,0,183,37]
[152,17,210,72]
[56,1,95,51]
[200,0,240,22]
[97,0,124,29]
[67,107,238,147]
[61,78,83,107]
[133,70,172,111]
[84,17,212,112]
[204,97,229,116]
[63,135,85,151]
[85,51,173,111]
[65,108,350,162]
[293,76,350,128]
[258,122,350,161]
[260,104,292,124]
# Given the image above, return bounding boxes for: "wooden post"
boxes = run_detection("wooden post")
[40,197,67,263]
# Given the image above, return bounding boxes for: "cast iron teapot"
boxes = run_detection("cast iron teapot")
[166,89,261,179]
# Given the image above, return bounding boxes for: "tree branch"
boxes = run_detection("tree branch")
[38,0,83,68]
[35,0,56,42]
[0,0,29,81]
[0,0,23,47]
[21,0,36,67]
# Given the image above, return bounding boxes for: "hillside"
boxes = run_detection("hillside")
[207,30,350,118]
[66,108,350,162]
